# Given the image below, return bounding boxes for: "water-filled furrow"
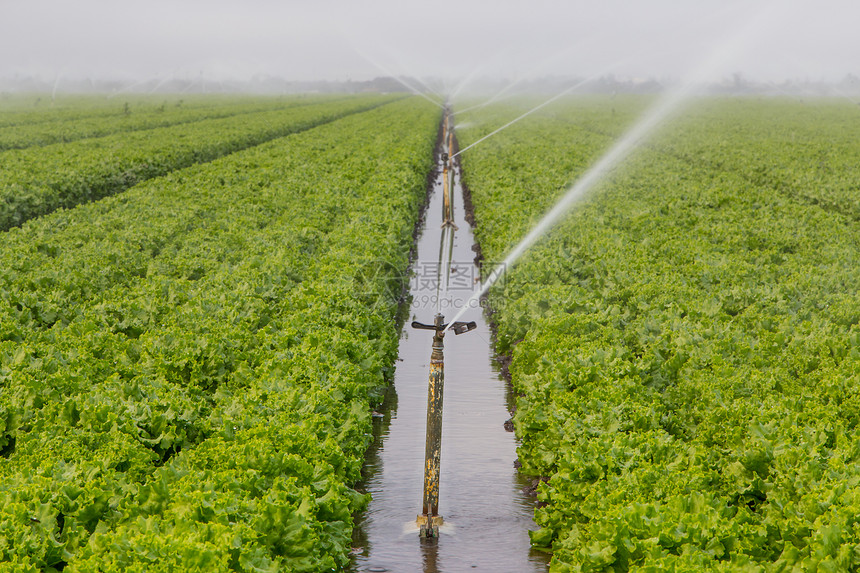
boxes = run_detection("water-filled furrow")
[349,119,550,572]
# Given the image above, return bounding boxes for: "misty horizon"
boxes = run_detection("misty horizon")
[2,0,859,94]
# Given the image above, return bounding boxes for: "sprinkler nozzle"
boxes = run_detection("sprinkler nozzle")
[411,318,476,335]
[451,321,477,335]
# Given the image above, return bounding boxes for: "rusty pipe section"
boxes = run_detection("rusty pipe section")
[420,314,446,537]
[441,152,450,226]
[412,313,477,538]
[441,110,457,229]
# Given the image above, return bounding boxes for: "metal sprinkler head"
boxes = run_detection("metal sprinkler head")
[411,313,476,336]
[451,321,476,335]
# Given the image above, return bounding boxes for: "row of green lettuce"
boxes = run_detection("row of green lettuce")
[533,95,860,221]
[456,96,860,571]
[650,98,860,222]
[0,94,397,232]
[0,95,349,151]
[0,96,440,571]
[0,94,305,129]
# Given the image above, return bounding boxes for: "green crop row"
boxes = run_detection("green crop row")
[0,95,303,129]
[456,96,860,571]
[0,94,398,232]
[0,96,440,571]
[653,98,860,221]
[0,95,349,151]
[527,96,860,221]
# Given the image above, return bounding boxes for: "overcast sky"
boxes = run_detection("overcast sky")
[2,0,858,87]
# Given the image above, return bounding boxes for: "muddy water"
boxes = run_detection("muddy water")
[349,144,551,572]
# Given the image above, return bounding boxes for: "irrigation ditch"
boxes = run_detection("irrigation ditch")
[348,111,551,572]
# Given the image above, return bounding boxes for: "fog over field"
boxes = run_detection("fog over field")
[1,0,858,90]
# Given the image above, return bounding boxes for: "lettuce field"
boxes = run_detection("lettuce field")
[456,96,860,571]
[1,92,858,572]
[0,95,439,571]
